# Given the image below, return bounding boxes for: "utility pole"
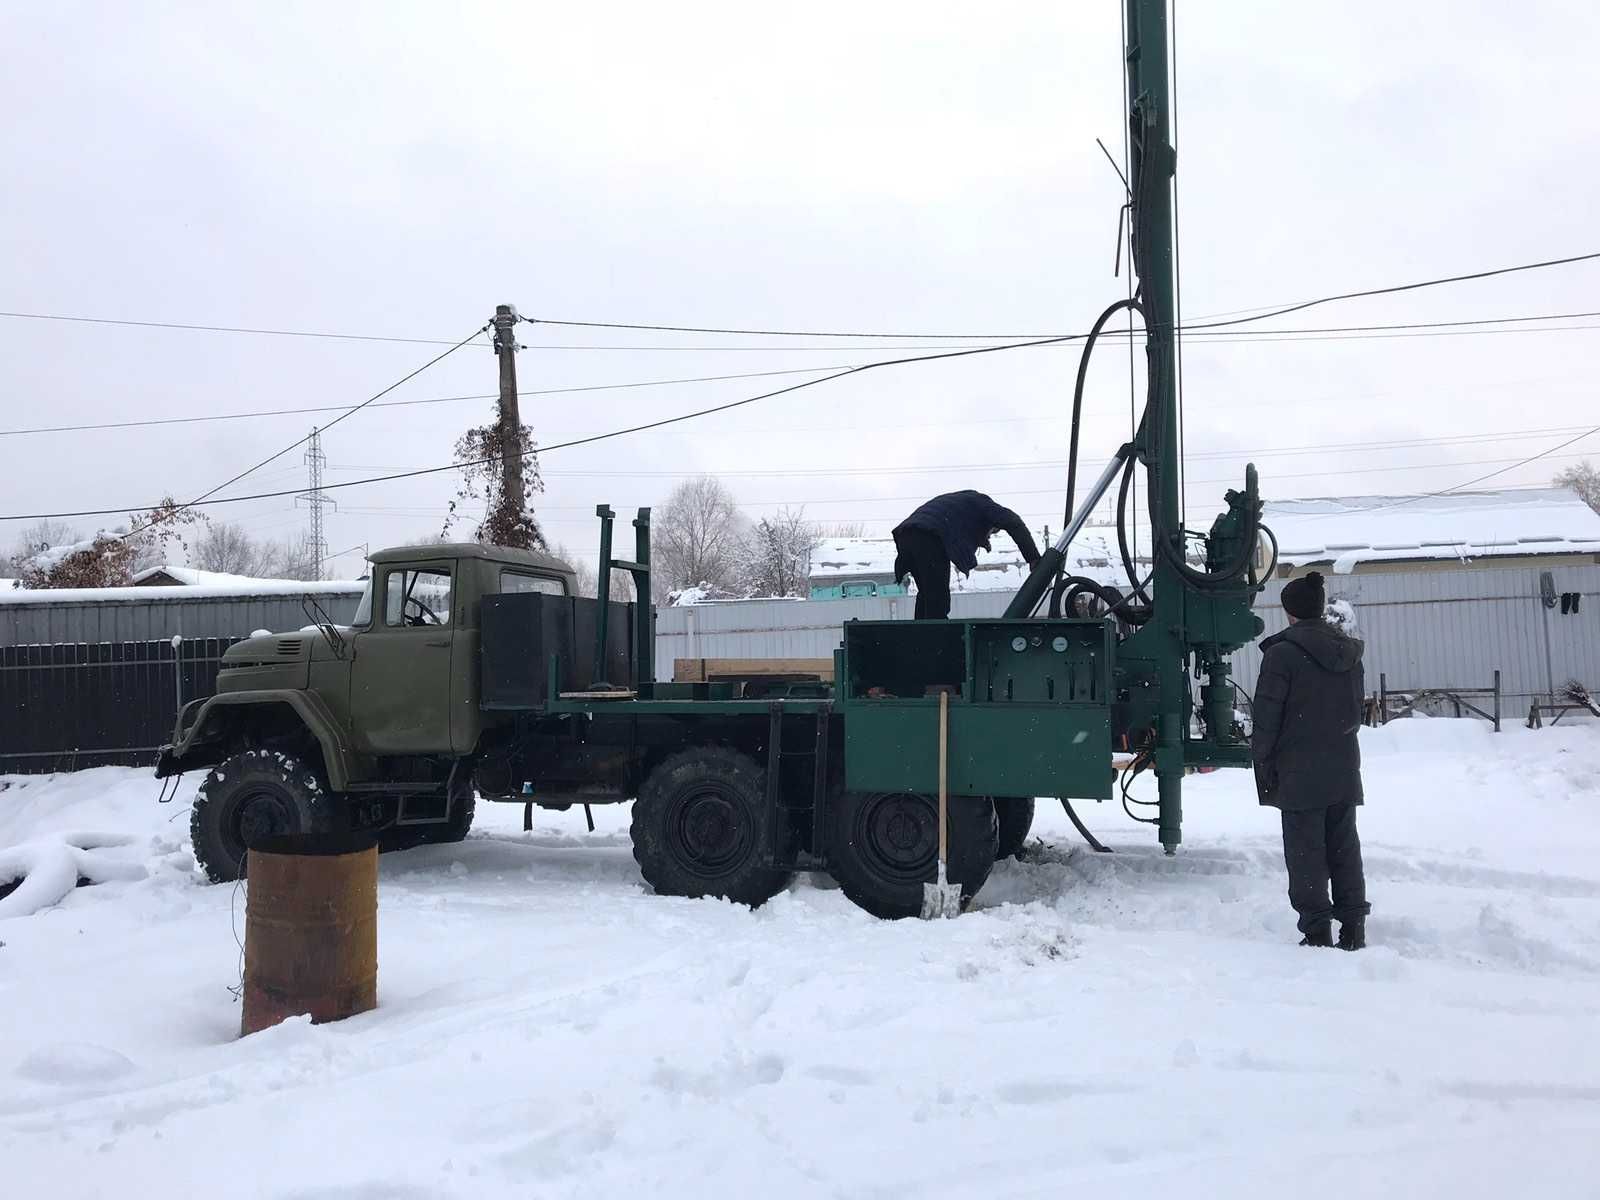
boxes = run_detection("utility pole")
[492,304,526,538]
[295,426,333,581]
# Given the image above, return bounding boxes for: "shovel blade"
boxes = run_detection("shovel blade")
[920,866,963,919]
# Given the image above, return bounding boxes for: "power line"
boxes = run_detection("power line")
[335,464,1585,519]
[180,325,488,509]
[115,325,486,539]
[1303,426,1600,521]
[6,308,1598,441]
[0,333,1080,521]
[340,447,1596,486]
[503,317,1600,351]
[323,419,1597,475]
[0,310,468,346]
[1182,251,1600,332]
[11,251,1600,523]
[0,365,857,439]
[4,247,1594,352]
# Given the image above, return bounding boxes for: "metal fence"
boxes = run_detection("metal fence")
[0,637,239,774]
[657,563,1600,707]
[1230,564,1599,706]
[0,583,363,647]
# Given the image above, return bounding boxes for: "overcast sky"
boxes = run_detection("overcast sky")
[3,1,1597,577]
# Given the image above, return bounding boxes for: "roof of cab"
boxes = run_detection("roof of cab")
[368,543,575,576]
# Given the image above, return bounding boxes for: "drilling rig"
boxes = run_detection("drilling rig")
[160,0,1270,915]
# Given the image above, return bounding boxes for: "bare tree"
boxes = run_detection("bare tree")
[190,523,321,580]
[554,542,635,601]
[1555,461,1600,515]
[273,531,323,581]
[740,507,817,598]
[193,522,277,576]
[4,519,82,578]
[654,476,750,601]
[17,497,202,589]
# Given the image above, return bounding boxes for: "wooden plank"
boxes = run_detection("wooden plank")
[558,689,638,701]
[672,657,834,683]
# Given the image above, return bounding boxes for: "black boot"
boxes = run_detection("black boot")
[1299,922,1333,948]
[1337,919,1366,951]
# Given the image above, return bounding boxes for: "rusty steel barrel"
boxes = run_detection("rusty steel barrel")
[240,832,378,1037]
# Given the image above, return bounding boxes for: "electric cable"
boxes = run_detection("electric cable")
[0,365,855,438]
[0,310,467,346]
[10,252,1600,523]
[5,310,1598,440]
[115,325,487,539]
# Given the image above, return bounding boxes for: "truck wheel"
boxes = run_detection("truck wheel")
[190,750,331,884]
[827,791,998,919]
[994,796,1036,860]
[631,747,790,906]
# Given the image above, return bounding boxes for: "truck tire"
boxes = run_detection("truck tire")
[827,791,998,919]
[190,750,332,884]
[631,747,790,906]
[994,796,1036,860]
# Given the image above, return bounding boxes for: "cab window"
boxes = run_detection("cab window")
[500,570,566,596]
[384,567,453,627]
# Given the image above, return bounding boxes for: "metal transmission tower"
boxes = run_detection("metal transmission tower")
[295,426,334,581]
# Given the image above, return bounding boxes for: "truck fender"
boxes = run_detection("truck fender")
[163,689,356,790]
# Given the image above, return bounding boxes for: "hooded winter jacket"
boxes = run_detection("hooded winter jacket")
[893,491,1041,575]
[1251,619,1366,810]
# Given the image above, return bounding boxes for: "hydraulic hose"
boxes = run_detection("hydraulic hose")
[1063,298,1147,536]
[1252,523,1280,588]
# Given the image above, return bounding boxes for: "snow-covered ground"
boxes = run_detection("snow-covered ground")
[3,720,1598,1199]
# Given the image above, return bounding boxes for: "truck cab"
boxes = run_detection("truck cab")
[157,543,579,882]
[346,545,572,757]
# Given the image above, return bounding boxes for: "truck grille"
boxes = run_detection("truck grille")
[276,640,304,658]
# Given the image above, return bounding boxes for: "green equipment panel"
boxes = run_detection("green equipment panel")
[840,619,1115,800]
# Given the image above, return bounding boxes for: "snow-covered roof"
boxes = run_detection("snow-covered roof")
[132,565,292,588]
[810,529,1135,591]
[1265,488,1600,573]
[0,578,365,605]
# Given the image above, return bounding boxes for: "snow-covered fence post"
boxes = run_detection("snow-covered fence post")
[171,634,183,716]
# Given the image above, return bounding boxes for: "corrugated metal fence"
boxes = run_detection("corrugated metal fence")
[0,637,240,773]
[0,585,363,646]
[0,585,363,775]
[658,564,1600,706]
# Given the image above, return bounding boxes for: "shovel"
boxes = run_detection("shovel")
[921,689,962,919]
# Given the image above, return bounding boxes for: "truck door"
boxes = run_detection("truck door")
[350,562,456,754]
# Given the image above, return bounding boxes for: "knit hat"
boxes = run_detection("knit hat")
[1281,571,1326,620]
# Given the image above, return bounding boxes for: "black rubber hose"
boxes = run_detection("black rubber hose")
[1253,523,1280,588]
[1152,512,1258,589]
[1053,574,1151,626]
[1060,797,1112,853]
[1062,298,1148,537]
[1116,455,1154,606]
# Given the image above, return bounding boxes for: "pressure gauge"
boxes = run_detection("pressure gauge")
[1051,636,1069,653]
[1010,636,1028,653]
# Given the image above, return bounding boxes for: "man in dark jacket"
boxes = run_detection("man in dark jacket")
[1252,571,1371,950]
[892,491,1041,619]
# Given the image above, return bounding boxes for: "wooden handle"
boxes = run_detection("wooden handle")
[938,689,949,868]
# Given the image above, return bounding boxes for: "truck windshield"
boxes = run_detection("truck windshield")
[352,577,373,627]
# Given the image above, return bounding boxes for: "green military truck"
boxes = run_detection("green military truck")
[157,511,1014,917]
